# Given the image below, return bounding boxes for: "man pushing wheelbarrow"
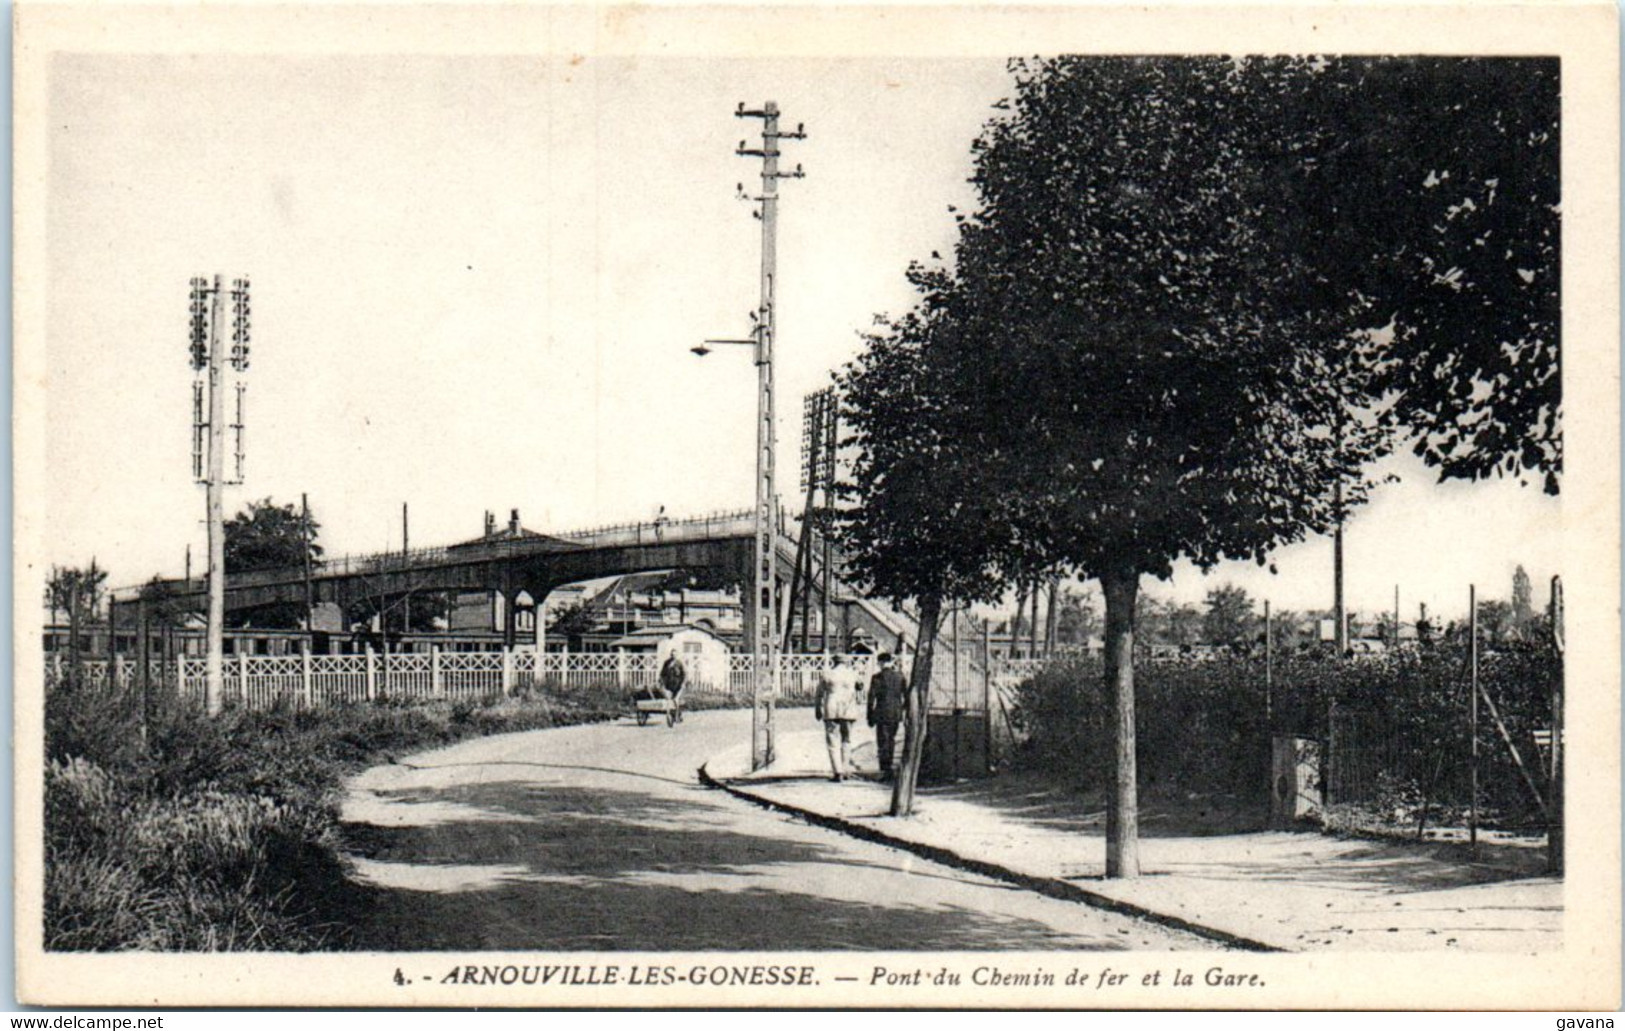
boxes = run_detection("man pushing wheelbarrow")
[632,652,688,727]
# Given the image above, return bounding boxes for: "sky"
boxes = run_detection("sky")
[39,51,1562,623]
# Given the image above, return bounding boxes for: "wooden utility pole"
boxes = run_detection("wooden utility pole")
[1393,584,1401,650]
[301,493,315,630]
[402,502,411,635]
[1548,575,1563,875]
[67,580,81,685]
[1012,583,1028,658]
[1469,584,1480,849]
[190,274,250,714]
[1333,481,1347,656]
[951,604,962,779]
[136,598,151,746]
[106,595,118,667]
[1028,581,1041,659]
[820,398,836,657]
[735,99,805,769]
[203,278,227,713]
[1044,578,1060,656]
[1264,599,1273,725]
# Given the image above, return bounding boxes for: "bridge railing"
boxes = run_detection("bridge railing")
[113,509,762,600]
[554,509,756,548]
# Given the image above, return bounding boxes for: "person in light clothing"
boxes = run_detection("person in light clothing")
[814,655,865,782]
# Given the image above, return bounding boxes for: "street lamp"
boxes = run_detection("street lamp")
[691,338,757,359]
[692,324,775,769]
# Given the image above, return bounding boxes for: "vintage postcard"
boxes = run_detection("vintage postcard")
[13,0,1620,1010]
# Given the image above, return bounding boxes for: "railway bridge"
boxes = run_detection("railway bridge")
[127,510,914,650]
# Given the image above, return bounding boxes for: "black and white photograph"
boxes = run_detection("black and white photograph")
[12,1,1619,1011]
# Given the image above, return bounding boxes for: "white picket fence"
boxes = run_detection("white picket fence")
[45,650,881,713]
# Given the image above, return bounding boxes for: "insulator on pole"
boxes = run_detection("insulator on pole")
[191,380,206,481]
[232,382,247,483]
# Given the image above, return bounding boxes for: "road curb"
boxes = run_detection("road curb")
[698,762,1283,953]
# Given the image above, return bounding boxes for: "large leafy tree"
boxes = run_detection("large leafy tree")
[944,56,1387,875]
[224,498,323,628]
[840,56,1559,870]
[225,498,322,573]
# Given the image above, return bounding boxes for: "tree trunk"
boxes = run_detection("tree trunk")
[1101,564,1140,878]
[891,591,942,817]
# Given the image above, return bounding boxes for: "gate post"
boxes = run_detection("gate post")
[501,647,514,696]
[300,642,314,710]
[364,644,377,702]
[238,650,250,710]
[431,645,444,698]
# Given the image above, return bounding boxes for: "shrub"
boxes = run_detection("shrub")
[1007,643,1559,825]
[1009,656,1269,798]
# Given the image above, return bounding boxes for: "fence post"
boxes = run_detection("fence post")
[177,654,188,702]
[618,650,628,690]
[1324,701,1337,806]
[301,642,314,710]
[432,645,444,698]
[983,622,994,774]
[501,647,514,696]
[365,645,377,702]
[112,653,124,692]
[238,650,249,710]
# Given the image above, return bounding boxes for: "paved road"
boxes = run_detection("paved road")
[339,708,1206,951]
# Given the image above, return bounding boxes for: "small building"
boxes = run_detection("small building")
[608,624,731,692]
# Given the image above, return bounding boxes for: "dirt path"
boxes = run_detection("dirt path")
[337,708,1209,951]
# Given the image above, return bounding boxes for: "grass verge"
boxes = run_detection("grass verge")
[45,675,641,951]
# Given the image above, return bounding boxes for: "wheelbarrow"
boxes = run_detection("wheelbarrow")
[633,691,680,727]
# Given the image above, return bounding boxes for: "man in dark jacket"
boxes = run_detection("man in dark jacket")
[659,652,687,723]
[867,652,908,779]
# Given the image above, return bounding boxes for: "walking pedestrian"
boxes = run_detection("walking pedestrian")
[814,654,864,781]
[867,652,907,779]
